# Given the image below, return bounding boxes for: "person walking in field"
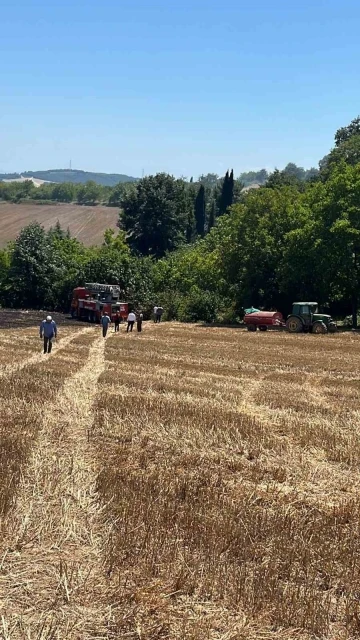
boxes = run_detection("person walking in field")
[156,306,164,323]
[114,311,121,333]
[101,312,111,338]
[127,311,136,333]
[40,315,57,354]
[137,311,143,333]
[153,305,158,323]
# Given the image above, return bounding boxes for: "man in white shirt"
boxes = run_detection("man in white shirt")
[127,311,136,333]
[153,306,158,323]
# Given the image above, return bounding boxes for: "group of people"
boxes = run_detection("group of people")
[40,304,165,353]
[101,310,143,337]
[153,306,164,323]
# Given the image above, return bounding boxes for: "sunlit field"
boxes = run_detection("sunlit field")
[1,313,360,639]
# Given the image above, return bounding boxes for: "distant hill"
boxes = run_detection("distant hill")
[0,169,138,187]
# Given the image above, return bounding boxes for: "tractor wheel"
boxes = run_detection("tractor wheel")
[328,322,337,333]
[247,324,257,332]
[259,325,267,332]
[312,321,327,334]
[286,316,303,333]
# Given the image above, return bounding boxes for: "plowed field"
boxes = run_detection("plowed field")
[0,202,118,247]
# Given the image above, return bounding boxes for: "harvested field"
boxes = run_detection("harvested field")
[0,202,118,247]
[1,317,360,638]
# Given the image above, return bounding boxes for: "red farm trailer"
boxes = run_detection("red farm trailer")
[244,310,284,332]
[70,283,128,324]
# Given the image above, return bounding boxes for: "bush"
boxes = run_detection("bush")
[15,199,58,206]
[216,301,241,325]
[177,288,218,323]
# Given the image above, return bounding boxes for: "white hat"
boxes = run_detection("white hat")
[46,315,52,321]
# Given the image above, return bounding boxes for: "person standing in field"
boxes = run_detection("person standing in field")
[137,311,143,333]
[101,312,111,338]
[40,315,57,354]
[114,311,121,333]
[153,305,158,323]
[127,311,136,333]
[156,306,164,323]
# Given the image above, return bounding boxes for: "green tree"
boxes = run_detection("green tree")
[77,180,101,205]
[198,173,219,187]
[218,171,228,216]
[335,115,360,146]
[120,173,190,257]
[308,163,360,325]
[322,135,360,178]
[0,182,11,201]
[52,182,75,203]
[266,168,304,190]
[20,180,35,199]
[48,220,66,240]
[46,226,90,309]
[277,162,360,325]
[0,246,11,295]
[283,163,306,181]
[7,223,58,308]
[35,183,57,201]
[208,199,216,231]
[238,169,269,186]
[218,170,234,216]
[108,182,136,207]
[213,186,307,311]
[195,185,206,237]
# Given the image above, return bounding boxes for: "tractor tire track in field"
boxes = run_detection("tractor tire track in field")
[0,332,116,639]
[0,327,92,380]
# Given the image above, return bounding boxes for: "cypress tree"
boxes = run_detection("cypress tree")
[228,169,234,208]
[218,170,229,216]
[218,169,234,215]
[195,185,206,236]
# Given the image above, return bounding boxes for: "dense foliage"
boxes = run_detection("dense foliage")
[1,118,360,323]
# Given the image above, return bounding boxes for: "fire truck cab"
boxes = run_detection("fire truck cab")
[71,283,128,323]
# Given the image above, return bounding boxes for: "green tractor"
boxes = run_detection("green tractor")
[286,302,337,334]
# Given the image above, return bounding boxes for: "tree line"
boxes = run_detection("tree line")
[0,163,318,208]
[1,116,360,324]
[0,179,112,206]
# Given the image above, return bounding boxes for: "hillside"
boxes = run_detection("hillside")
[0,169,137,187]
[0,202,118,247]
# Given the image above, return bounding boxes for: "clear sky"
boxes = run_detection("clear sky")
[1,0,360,178]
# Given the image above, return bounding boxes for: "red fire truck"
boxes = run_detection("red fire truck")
[70,283,128,323]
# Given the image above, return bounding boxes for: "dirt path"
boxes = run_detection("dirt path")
[0,328,92,380]
[0,333,117,638]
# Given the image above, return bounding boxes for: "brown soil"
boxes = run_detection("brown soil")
[0,202,118,247]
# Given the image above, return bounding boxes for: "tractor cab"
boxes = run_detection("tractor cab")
[291,302,317,326]
[287,302,337,334]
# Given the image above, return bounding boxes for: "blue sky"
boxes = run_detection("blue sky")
[1,0,360,178]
